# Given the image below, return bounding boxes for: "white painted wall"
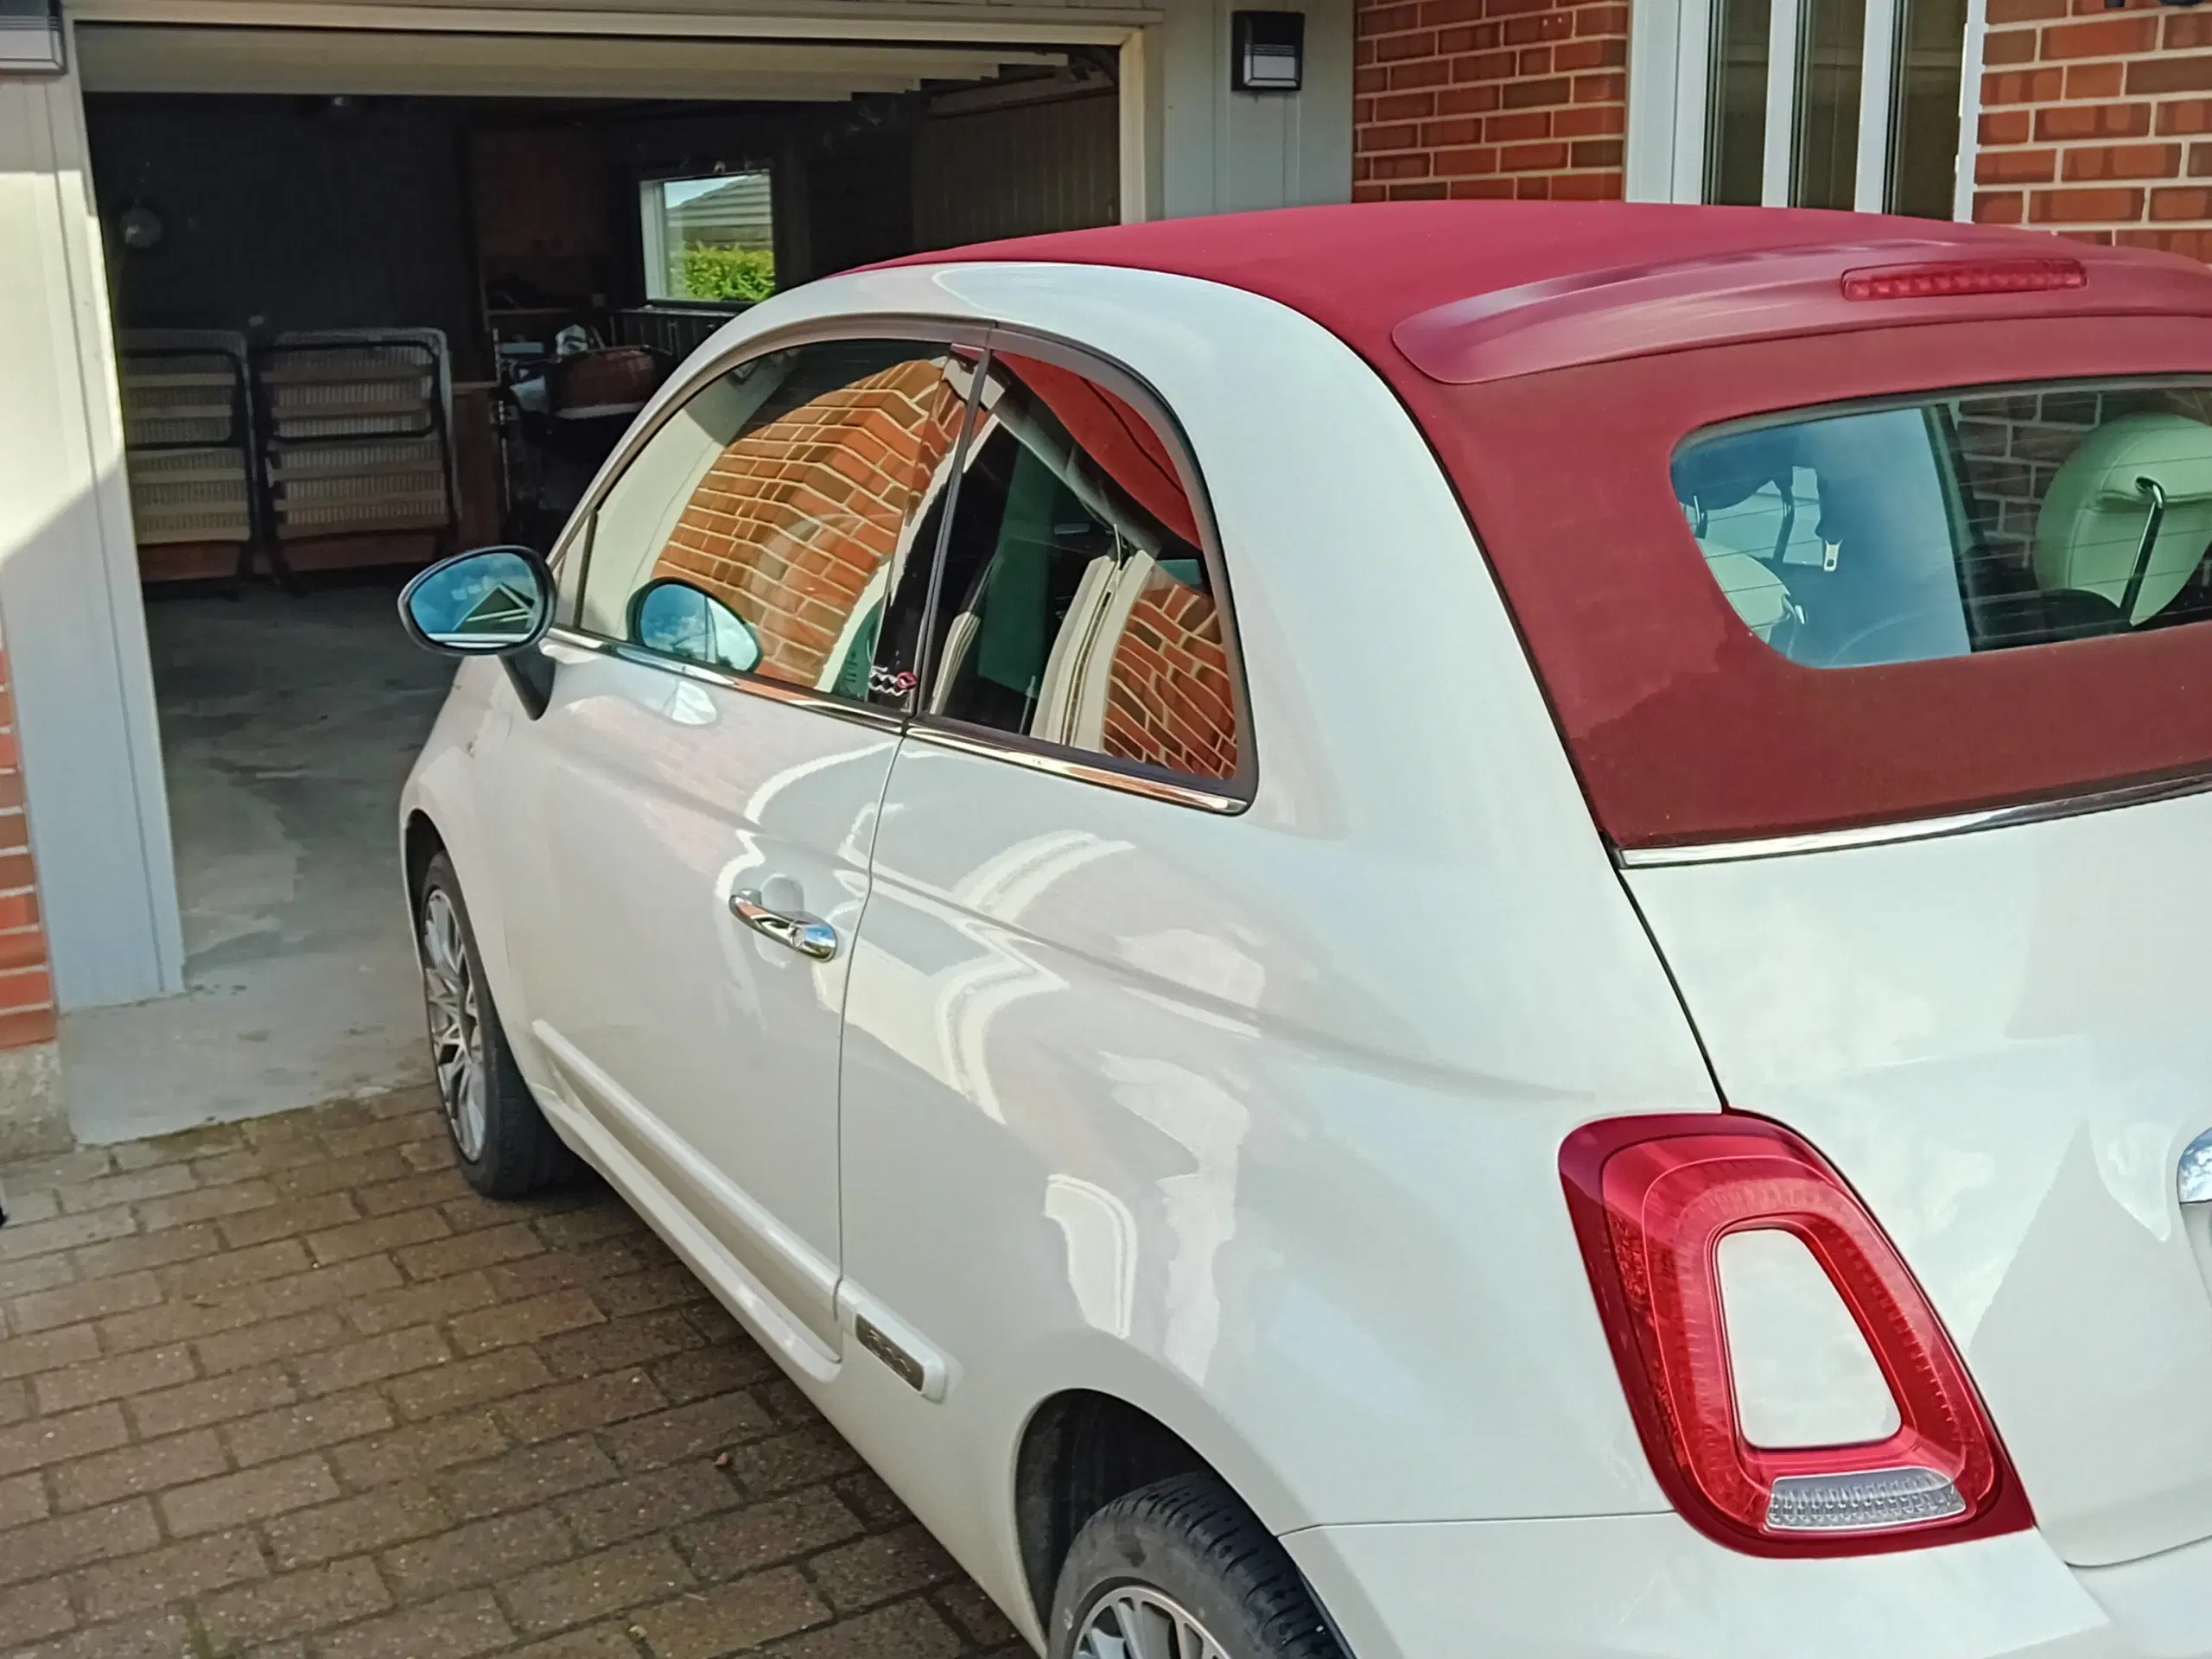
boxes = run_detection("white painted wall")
[0,56,183,1012]
[1155,0,1354,218]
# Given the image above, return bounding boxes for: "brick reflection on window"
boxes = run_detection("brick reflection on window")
[653,359,958,683]
[1102,570,1239,782]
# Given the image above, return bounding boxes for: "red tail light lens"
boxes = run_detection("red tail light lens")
[1839,257,2087,301]
[1560,1115,2033,1556]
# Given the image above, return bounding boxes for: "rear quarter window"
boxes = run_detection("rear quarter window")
[1395,316,2212,848]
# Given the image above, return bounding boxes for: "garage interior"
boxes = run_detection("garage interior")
[59,22,1122,1140]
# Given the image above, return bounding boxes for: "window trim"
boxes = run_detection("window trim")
[906,324,1259,813]
[552,318,990,721]
[542,313,1259,817]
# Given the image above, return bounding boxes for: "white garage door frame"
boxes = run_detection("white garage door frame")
[12,1,1161,1015]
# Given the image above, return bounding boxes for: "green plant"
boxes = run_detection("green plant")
[677,244,776,302]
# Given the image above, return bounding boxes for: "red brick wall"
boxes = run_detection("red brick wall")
[1353,0,1630,202]
[1975,0,2212,257]
[655,359,960,684]
[0,653,55,1049]
[1102,575,1239,781]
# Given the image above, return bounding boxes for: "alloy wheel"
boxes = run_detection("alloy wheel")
[420,887,487,1160]
[1074,1588,1232,1659]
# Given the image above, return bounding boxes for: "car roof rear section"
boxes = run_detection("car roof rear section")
[914,203,2212,852]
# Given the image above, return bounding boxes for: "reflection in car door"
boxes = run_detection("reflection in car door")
[492,337,972,1359]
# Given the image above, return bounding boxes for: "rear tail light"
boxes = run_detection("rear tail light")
[1560,1115,2033,1556]
[1839,257,2087,301]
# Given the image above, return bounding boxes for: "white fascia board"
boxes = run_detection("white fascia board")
[67,1,1160,46]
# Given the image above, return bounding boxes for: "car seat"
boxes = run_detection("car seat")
[2035,412,2212,626]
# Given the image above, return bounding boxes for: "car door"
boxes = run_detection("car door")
[494,334,975,1357]
[833,339,1261,1558]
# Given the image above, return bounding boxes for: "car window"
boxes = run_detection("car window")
[921,352,1241,786]
[576,339,970,701]
[1675,380,2212,669]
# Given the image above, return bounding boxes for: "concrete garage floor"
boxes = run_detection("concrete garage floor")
[0,1090,1014,1659]
[60,583,453,1144]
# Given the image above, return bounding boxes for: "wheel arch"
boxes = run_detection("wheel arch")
[403,809,446,917]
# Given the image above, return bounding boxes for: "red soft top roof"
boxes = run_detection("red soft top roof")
[893,200,2188,384]
[900,205,2212,847]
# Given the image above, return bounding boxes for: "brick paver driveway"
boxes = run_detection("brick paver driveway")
[0,1090,1020,1659]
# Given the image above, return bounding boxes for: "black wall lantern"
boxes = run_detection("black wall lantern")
[1232,11,1306,93]
[0,0,65,75]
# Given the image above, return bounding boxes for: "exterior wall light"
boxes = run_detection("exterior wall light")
[1232,11,1306,93]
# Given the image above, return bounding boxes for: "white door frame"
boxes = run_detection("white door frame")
[27,2,1161,1014]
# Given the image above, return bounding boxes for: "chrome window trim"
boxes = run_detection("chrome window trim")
[901,723,1247,816]
[544,626,1243,810]
[1616,769,2212,868]
[541,627,907,735]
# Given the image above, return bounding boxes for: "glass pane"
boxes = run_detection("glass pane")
[1706,0,1772,206]
[1794,0,1866,209]
[1888,0,1967,218]
[1674,381,2212,669]
[925,353,1239,784]
[639,172,776,302]
[580,340,967,700]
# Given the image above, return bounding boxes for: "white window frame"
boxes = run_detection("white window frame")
[1626,0,1974,216]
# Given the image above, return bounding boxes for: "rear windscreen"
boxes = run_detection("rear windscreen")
[1675,380,2212,671]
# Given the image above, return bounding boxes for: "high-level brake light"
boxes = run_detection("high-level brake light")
[1840,258,2088,302]
[1560,1115,2034,1557]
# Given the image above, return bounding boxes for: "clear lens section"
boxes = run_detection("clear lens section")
[1716,1229,1901,1448]
[1766,1466,1967,1531]
[2180,1130,2212,1205]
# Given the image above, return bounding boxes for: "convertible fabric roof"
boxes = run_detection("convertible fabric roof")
[893,200,2069,379]
[898,205,2212,848]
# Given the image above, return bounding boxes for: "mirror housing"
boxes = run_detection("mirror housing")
[398,547,556,658]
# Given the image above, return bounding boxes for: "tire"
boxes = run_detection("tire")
[416,852,575,1198]
[1049,1474,1344,1659]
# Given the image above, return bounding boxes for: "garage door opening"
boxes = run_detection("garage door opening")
[62,31,1122,1141]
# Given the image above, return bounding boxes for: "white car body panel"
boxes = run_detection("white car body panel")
[489,645,894,1352]
[1626,798,2212,1570]
[395,256,2212,1659]
[1287,1513,2211,1659]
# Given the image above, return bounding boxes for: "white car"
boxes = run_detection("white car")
[398,201,2212,1659]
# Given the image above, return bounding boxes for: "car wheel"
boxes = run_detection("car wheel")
[1050,1474,1344,1659]
[416,851,575,1198]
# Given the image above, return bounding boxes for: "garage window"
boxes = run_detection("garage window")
[640,172,776,303]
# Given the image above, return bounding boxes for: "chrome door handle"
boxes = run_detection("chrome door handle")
[730,889,839,962]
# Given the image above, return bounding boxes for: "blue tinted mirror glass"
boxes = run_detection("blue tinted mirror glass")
[631,579,761,675]
[400,549,551,656]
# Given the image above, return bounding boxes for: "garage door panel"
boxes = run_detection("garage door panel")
[75,24,1069,99]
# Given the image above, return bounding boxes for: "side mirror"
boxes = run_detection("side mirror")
[398,547,556,658]
[627,576,762,675]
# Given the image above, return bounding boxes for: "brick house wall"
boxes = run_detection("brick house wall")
[655,359,961,685]
[1353,0,1630,202]
[0,643,60,1156]
[1974,0,2212,258]
[1101,577,1239,781]
[0,656,54,1054]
